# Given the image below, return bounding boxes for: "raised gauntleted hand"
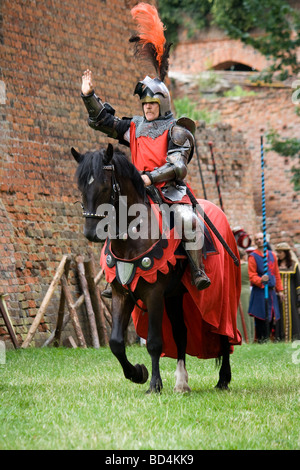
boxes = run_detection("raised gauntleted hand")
[81,69,94,96]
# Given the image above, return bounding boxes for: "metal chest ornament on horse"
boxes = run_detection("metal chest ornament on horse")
[74,2,242,394]
[104,235,168,286]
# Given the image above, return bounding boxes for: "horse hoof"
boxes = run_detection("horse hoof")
[174,384,191,393]
[146,378,163,394]
[135,363,148,384]
[146,387,162,394]
[215,381,230,390]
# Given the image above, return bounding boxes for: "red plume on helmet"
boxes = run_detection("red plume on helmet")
[129,3,172,82]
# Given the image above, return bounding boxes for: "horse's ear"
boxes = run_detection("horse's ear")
[104,143,114,164]
[71,147,84,163]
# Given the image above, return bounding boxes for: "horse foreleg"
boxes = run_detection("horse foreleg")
[145,292,164,393]
[109,288,148,385]
[165,294,190,393]
[216,335,231,390]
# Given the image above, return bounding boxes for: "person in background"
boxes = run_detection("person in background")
[276,242,300,341]
[237,247,255,343]
[248,232,283,342]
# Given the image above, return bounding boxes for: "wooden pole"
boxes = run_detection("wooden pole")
[21,255,70,348]
[43,312,70,347]
[76,255,100,349]
[60,274,87,348]
[53,258,71,347]
[84,254,108,346]
[194,138,207,199]
[208,141,225,212]
[42,268,104,347]
[0,295,20,349]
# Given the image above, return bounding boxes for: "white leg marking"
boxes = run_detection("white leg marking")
[174,359,191,393]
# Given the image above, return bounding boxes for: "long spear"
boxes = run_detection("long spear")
[208,141,224,212]
[260,135,269,338]
[194,138,207,199]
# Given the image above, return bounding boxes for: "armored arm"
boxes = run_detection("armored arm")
[81,91,131,142]
[147,120,195,184]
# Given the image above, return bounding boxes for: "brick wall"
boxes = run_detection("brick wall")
[0,0,146,347]
[191,122,257,235]
[0,0,258,348]
[169,29,300,258]
[170,30,271,73]
[170,77,300,255]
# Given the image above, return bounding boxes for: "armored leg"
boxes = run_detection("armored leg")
[184,245,211,290]
[173,204,211,291]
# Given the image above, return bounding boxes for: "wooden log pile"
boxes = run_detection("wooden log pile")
[18,252,111,349]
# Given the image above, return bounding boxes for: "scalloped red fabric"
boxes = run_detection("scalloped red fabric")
[100,198,242,359]
[100,203,181,291]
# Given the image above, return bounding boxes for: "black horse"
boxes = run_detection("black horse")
[72,144,241,393]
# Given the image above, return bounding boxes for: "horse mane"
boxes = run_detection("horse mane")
[76,147,146,199]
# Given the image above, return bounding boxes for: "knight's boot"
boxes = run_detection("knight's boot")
[101,283,112,299]
[185,248,211,291]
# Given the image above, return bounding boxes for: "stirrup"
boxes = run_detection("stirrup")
[101,284,112,299]
[191,268,211,291]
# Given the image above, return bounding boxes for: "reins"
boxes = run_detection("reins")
[127,285,148,313]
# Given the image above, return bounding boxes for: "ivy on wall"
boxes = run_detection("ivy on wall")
[157,0,300,80]
[157,0,300,189]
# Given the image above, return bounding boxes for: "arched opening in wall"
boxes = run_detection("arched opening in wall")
[213,61,257,72]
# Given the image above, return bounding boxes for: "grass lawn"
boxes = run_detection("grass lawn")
[0,341,299,450]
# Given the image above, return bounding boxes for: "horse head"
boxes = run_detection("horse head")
[72,144,147,244]
[71,143,113,164]
[72,144,116,242]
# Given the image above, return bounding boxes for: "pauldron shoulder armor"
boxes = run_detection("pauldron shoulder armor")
[168,118,195,164]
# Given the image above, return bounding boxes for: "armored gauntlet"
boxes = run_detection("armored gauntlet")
[81,92,129,140]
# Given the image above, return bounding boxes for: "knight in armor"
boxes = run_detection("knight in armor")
[80,3,211,294]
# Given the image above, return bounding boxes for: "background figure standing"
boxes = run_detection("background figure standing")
[248,232,283,342]
[276,242,300,341]
[237,248,255,343]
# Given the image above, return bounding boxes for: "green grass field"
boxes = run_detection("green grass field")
[0,342,299,450]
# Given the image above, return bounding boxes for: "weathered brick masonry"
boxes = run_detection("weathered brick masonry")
[170,30,271,74]
[170,29,300,254]
[0,0,146,347]
[205,88,300,249]
[0,0,258,348]
[170,77,300,253]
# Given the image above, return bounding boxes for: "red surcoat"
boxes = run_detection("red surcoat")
[130,121,168,186]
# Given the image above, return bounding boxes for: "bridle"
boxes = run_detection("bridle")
[78,164,121,219]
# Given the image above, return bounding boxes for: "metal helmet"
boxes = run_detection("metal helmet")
[134,76,171,118]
